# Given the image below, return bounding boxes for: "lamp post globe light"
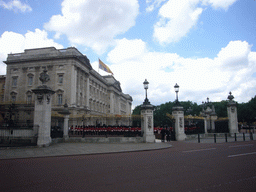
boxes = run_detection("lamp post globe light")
[174,83,179,104]
[143,79,150,105]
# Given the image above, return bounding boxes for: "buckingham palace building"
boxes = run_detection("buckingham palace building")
[1,47,133,127]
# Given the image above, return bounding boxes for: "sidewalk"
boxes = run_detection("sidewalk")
[0,139,172,160]
[1,134,255,160]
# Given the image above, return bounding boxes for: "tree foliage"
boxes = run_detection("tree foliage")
[132,96,256,127]
[238,96,256,126]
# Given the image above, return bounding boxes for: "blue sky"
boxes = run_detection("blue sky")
[0,0,256,108]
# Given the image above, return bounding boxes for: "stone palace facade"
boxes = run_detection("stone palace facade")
[2,47,132,127]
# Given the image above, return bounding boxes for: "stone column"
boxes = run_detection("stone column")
[211,115,217,132]
[203,116,208,134]
[70,65,77,107]
[227,92,238,134]
[63,115,70,140]
[172,105,186,141]
[141,103,155,143]
[85,75,90,108]
[58,103,71,141]
[32,70,55,147]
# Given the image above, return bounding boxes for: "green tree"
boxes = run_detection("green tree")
[238,96,256,127]
[131,95,256,128]
[212,100,228,117]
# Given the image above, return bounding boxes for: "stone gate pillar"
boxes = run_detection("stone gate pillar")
[32,70,55,147]
[201,99,217,133]
[203,115,208,134]
[63,115,70,140]
[227,92,238,134]
[58,103,71,141]
[141,102,155,143]
[172,105,186,141]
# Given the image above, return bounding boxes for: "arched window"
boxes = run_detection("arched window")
[57,74,64,84]
[12,76,18,87]
[56,89,64,105]
[27,73,34,86]
[10,91,17,102]
[26,91,33,104]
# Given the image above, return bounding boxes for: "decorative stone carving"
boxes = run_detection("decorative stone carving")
[227,91,234,101]
[47,94,51,104]
[37,94,43,104]
[39,69,50,85]
[148,116,152,129]
[179,117,183,128]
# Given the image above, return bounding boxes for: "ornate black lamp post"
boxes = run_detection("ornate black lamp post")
[141,79,155,142]
[143,79,150,105]
[174,83,180,105]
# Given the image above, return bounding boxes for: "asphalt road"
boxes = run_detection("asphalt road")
[1,141,256,192]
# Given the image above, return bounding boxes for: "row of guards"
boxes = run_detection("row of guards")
[68,125,200,137]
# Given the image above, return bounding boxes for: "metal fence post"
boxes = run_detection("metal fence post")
[225,133,228,142]
[234,133,237,142]
[214,134,216,143]
[243,133,245,141]
[250,132,253,140]
[198,133,200,143]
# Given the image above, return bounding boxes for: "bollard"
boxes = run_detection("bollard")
[243,133,245,141]
[214,134,216,143]
[234,133,237,142]
[225,133,228,142]
[198,133,200,143]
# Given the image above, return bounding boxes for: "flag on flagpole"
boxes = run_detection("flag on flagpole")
[99,59,113,75]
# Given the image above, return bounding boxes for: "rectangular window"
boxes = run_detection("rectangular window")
[12,77,18,87]
[58,74,63,84]
[11,95,16,102]
[58,94,62,105]
[28,76,33,86]
[27,95,32,104]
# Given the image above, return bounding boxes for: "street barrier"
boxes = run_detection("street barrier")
[195,132,255,143]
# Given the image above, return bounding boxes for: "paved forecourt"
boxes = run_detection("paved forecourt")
[1,133,255,160]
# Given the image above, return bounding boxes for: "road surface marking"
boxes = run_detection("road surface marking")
[228,152,256,158]
[229,144,253,148]
[182,148,216,153]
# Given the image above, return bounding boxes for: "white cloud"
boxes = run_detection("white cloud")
[44,0,139,54]
[216,40,252,70]
[100,39,256,108]
[153,0,238,44]
[146,0,167,12]
[107,38,148,63]
[153,0,203,44]
[0,29,63,75]
[0,0,32,12]
[202,0,238,10]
